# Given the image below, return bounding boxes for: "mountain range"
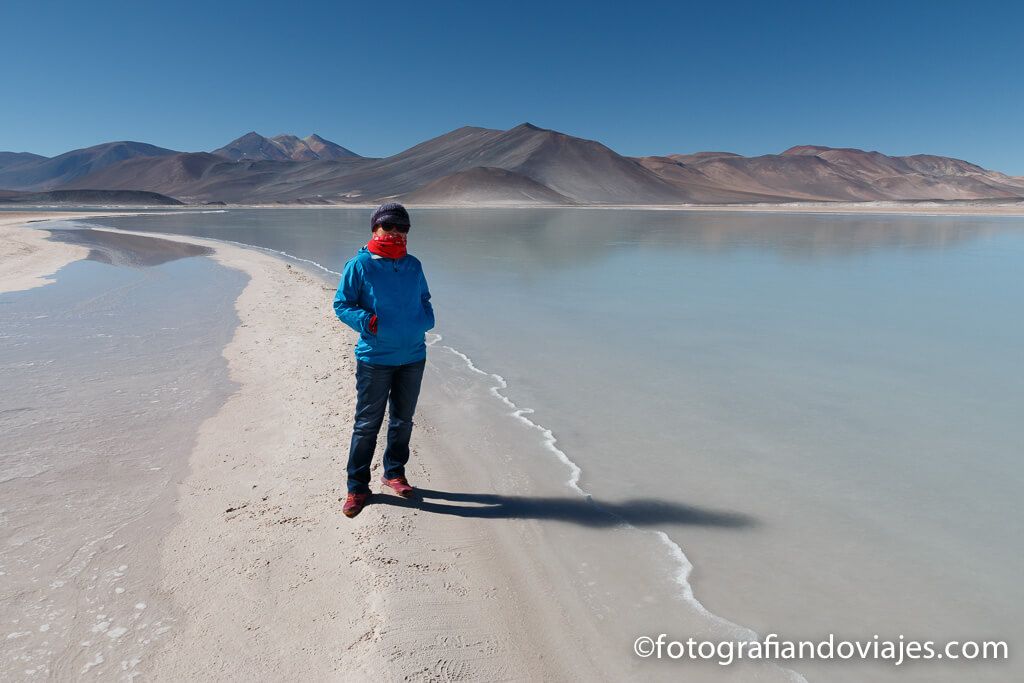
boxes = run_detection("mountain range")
[1,126,1022,205]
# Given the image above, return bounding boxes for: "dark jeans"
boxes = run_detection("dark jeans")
[346,357,426,494]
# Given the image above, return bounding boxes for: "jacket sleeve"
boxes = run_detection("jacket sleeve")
[333,259,373,334]
[420,269,435,331]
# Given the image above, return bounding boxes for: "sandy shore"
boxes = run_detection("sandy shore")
[1,214,599,680]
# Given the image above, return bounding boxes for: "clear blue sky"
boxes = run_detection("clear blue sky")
[3,0,1022,173]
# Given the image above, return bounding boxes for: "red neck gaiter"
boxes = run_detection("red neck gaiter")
[367,231,408,259]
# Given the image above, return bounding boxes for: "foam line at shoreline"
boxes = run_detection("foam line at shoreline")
[433,337,743,624]
[432,333,807,682]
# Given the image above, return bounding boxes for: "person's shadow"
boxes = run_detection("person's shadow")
[373,488,755,529]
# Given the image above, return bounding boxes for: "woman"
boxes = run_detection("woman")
[333,202,434,518]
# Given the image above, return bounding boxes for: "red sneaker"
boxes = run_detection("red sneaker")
[342,492,369,518]
[381,475,414,498]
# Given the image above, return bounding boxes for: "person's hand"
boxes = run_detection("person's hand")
[368,314,378,334]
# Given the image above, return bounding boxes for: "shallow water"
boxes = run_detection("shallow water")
[0,226,246,679]
[85,208,1023,681]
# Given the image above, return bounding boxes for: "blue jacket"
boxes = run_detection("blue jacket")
[333,246,435,365]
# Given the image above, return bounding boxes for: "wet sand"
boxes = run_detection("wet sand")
[0,213,93,292]
[0,224,246,678]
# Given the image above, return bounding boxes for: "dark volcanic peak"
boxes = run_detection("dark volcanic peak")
[212,132,359,162]
[213,132,289,162]
[486,123,690,204]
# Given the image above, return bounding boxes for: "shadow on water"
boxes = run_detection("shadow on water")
[45,228,213,267]
[371,488,756,529]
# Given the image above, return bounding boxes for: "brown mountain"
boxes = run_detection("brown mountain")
[63,152,231,196]
[0,151,47,171]
[212,132,359,161]
[62,152,369,204]
[635,155,797,203]
[636,145,1024,202]
[0,141,178,191]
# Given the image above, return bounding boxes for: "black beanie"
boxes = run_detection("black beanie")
[370,202,411,230]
